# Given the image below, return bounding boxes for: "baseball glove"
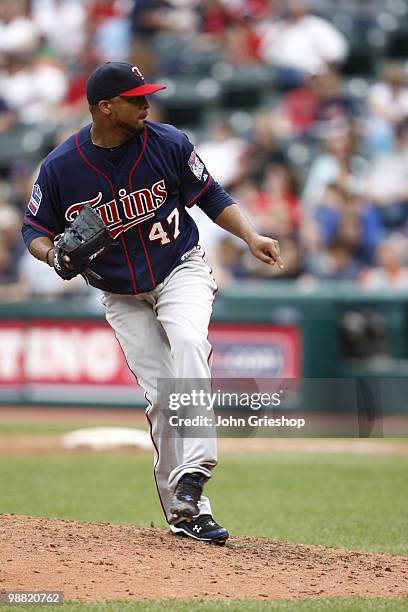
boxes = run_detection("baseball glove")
[53,204,116,281]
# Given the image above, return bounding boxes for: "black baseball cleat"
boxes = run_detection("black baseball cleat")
[170,514,229,546]
[169,472,205,520]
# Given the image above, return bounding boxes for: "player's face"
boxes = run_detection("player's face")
[110,95,150,135]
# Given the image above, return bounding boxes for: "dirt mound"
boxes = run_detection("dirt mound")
[0,515,407,602]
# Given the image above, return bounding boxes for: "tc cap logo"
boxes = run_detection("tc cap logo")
[132,66,144,79]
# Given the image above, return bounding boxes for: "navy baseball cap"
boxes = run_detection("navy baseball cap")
[86,62,166,105]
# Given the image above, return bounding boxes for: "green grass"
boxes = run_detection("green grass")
[1,598,408,612]
[1,451,407,555]
[208,452,408,555]
[0,422,147,435]
[0,423,83,435]
[1,453,163,527]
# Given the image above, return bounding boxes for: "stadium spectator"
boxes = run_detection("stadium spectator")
[0,54,68,124]
[129,0,201,76]
[366,62,408,153]
[254,162,300,237]
[368,63,408,126]
[0,96,17,133]
[212,235,247,286]
[360,234,408,290]
[228,179,263,227]
[0,202,27,301]
[200,0,232,38]
[307,237,363,281]
[0,0,406,296]
[274,68,357,140]
[247,110,287,181]
[275,75,319,140]
[53,49,99,124]
[313,68,357,130]
[302,127,367,212]
[32,0,86,62]
[314,184,384,264]
[89,0,132,62]
[197,122,250,188]
[130,0,199,36]
[6,160,35,214]
[259,0,348,84]
[221,17,263,66]
[18,249,89,298]
[364,119,408,229]
[314,183,350,244]
[0,0,39,56]
[334,197,384,265]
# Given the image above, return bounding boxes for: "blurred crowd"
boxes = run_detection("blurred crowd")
[2,0,408,301]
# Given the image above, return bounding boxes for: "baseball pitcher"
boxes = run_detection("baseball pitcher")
[21,62,283,545]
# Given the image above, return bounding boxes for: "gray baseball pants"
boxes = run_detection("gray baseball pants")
[101,250,217,524]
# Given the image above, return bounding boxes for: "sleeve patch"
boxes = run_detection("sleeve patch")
[28,183,42,216]
[188,149,205,181]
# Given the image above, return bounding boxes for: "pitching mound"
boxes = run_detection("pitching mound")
[1,515,407,602]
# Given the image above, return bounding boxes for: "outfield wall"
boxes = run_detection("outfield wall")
[1,281,408,412]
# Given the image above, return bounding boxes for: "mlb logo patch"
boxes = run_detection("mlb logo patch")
[188,149,205,181]
[28,183,42,216]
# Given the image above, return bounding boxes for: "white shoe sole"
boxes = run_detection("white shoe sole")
[170,523,228,545]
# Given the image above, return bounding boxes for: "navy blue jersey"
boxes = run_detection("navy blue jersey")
[22,121,234,294]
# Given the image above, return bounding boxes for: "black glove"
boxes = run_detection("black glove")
[53,204,116,281]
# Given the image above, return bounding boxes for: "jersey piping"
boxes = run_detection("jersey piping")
[128,127,156,288]
[186,175,213,207]
[23,216,56,238]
